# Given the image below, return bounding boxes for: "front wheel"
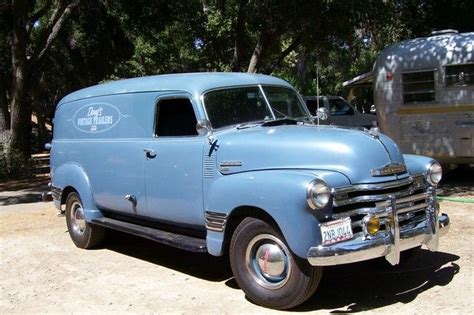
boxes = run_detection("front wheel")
[65,192,105,249]
[229,217,322,309]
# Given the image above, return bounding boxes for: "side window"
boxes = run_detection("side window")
[155,98,198,137]
[445,64,474,87]
[402,70,435,103]
[328,99,354,116]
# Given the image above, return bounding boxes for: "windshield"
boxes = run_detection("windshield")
[203,86,310,129]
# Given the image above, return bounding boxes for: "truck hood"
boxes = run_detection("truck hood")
[213,124,407,184]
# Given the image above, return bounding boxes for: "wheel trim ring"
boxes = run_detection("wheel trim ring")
[70,201,86,236]
[245,234,292,290]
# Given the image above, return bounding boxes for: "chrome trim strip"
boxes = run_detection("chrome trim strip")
[205,211,228,232]
[396,192,430,203]
[334,189,414,206]
[396,202,429,214]
[351,219,364,228]
[334,176,415,194]
[332,206,387,219]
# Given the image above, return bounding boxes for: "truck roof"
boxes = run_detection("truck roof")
[58,72,292,105]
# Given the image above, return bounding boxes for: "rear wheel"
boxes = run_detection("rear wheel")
[65,192,105,249]
[229,217,322,309]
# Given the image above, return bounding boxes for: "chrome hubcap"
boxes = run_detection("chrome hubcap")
[70,201,86,236]
[246,234,291,290]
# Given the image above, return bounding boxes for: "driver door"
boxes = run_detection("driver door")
[142,96,205,227]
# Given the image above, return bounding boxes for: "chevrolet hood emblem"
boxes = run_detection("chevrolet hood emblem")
[371,163,407,177]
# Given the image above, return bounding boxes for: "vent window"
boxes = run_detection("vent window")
[402,70,435,104]
[446,64,474,87]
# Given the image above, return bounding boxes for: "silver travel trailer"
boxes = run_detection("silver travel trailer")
[344,31,474,166]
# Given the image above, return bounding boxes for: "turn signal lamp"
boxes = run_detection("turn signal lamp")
[365,215,380,235]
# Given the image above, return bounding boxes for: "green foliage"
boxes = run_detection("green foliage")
[2,0,473,158]
[0,131,32,182]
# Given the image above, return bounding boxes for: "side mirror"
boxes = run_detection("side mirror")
[370,105,376,115]
[196,119,212,136]
[315,107,329,121]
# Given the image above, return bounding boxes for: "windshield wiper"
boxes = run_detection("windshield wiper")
[236,117,308,129]
[235,120,267,129]
[261,118,299,127]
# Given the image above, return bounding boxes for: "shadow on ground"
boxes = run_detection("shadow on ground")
[438,166,474,197]
[104,230,459,312]
[0,177,49,206]
[104,230,232,282]
[296,249,459,312]
[0,187,46,206]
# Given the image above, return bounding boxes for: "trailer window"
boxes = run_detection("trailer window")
[402,70,435,103]
[446,64,474,87]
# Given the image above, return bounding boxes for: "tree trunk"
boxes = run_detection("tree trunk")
[9,65,31,156]
[247,32,269,73]
[10,0,31,157]
[0,78,9,131]
[296,46,307,81]
[31,74,49,149]
[9,0,79,156]
[231,0,247,72]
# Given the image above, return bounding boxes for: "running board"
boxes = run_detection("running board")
[92,217,207,253]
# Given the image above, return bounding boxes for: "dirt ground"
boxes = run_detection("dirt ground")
[0,171,473,314]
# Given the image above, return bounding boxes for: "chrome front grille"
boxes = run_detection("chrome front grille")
[332,175,429,235]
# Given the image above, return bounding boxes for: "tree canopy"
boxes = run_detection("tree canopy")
[0,0,473,174]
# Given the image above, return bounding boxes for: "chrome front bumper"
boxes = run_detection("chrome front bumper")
[307,213,450,266]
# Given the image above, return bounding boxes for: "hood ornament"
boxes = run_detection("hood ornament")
[371,163,407,177]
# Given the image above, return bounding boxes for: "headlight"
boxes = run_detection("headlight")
[427,161,442,186]
[306,179,331,210]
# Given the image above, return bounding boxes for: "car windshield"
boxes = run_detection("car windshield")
[203,86,310,129]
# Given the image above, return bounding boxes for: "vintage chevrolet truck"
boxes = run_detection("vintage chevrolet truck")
[48,73,449,309]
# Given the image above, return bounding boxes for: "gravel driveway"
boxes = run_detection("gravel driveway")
[0,184,472,313]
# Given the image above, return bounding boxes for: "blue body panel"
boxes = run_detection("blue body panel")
[212,124,408,185]
[51,72,436,259]
[144,137,205,226]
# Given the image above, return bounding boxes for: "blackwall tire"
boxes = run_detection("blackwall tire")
[65,192,105,249]
[229,217,322,309]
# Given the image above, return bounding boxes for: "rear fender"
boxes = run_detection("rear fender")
[52,163,102,222]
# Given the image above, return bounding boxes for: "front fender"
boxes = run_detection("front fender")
[205,169,350,258]
[403,154,437,175]
[52,162,102,221]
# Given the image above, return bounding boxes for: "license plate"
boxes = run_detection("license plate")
[320,217,353,245]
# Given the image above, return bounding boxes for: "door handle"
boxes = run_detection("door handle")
[144,148,157,159]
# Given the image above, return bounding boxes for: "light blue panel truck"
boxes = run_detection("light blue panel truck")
[48,73,449,309]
